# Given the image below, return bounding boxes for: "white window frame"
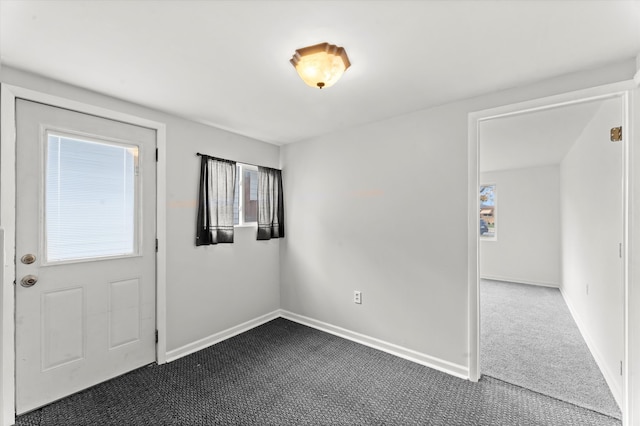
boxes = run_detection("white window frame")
[479,183,497,241]
[235,163,258,227]
[43,129,142,265]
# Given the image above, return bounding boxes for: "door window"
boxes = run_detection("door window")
[45,132,139,262]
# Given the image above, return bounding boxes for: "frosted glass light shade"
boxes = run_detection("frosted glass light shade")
[290,42,351,89]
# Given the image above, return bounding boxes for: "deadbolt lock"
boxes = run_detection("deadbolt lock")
[21,254,36,265]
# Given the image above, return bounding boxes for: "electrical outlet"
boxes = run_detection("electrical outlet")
[354,290,362,304]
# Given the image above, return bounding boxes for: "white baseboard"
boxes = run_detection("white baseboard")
[280,310,469,380]
[165,310,281,362]
[481,275,559,288]
[164,309,469,381]
[559,289,622,407]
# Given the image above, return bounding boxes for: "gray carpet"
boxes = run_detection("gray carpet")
[481,279,621,419]
[16,318,620,425]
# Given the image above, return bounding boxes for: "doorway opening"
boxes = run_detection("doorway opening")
[479,93,624,418]
[468,82,633,424]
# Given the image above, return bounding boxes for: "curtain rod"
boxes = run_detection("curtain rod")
[196,152,280,171]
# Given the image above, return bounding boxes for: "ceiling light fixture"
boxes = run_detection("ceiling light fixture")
[290,42,351,89]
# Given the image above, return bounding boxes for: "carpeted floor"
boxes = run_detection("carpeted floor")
[15,317,620,425]
[480,279,621,419]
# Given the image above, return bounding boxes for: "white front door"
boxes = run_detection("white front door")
[15,99,157,414]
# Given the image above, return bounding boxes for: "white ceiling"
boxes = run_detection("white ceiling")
[479,99,606,172]
[1,1,639,145]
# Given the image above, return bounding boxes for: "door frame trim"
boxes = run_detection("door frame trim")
[467,79,638,426]
[0,84,167,426]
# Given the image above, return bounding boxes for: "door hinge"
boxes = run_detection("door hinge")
[155,330,159,344]
[619,243,622,258]
[620,360,623,375]
[155,148,158,162]
[155,238,158,252]
[610,126,622,142]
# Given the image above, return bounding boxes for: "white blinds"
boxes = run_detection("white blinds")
[46,134,138,262]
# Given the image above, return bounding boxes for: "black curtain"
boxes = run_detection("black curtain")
[257,167,285,240]
[196,155,237,245]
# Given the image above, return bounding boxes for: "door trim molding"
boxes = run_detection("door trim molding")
[0,84,167,426]
[467,79,637,426]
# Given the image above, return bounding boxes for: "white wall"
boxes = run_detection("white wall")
[480,166,561,287]
[280,60,635,374]
[560,96,625,403]
[0,67,281,355]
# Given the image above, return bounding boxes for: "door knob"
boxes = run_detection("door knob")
[20,275,38,288]
[21,253,36,264]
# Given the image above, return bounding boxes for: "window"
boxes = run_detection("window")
[46,132,138,262]
[479,184,496,240]
[233,164,258,226]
